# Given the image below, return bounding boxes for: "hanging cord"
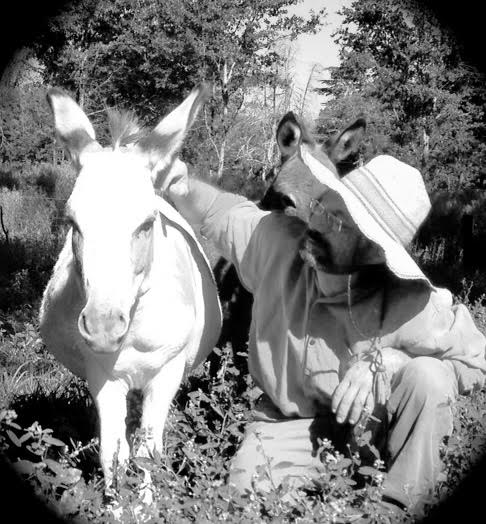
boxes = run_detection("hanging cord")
[346,274,390,406]
[301,264,318,386]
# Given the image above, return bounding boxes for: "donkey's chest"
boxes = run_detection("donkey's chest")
[111,287,197,384]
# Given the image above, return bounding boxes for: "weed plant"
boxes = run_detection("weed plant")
[0,175,485,522]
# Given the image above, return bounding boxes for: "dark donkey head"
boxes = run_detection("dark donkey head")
[260,112,366,223]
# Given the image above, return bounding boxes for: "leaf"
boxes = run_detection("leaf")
[358,466,379,477]
[43,435,66,447]
[44,459,82,486]
[211,405,224,418]
[18,433,31,444]
[57,467,82,486]
[59,486,85,516]
[44,458,65,476]
[6,429,22,447]
[343,477,357,486]
[13,459,37,476]
[133,456,153,468]
[336,458,353,469]
[273,461,294,470]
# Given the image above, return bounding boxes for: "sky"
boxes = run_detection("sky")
[287,0,353,118]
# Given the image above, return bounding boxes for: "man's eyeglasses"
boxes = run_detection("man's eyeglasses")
[309,199,349,233]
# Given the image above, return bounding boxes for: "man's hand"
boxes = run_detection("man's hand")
[159,161,223,226]
[162,158,189,198]
[331,360,375,425]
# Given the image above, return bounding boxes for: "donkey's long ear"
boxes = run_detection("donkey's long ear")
[325,117,366,176]
[47,88,101,168]
[276,112,303,159]
[136,83,210,184]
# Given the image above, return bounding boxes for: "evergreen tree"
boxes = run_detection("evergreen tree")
[316,0,486,191]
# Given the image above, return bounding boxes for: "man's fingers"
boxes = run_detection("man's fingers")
[331,378,350,414]
[365,390,375,415]
[348,387,372,425]
[334,383,360,424]
[162,158,189,194]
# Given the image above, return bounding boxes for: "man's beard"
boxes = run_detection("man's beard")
[299,229,334,271]
[299,229,375,275]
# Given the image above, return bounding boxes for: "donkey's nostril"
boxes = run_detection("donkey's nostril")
[79,311,91,337]
[113,312,129,341]
[282,194,297,208]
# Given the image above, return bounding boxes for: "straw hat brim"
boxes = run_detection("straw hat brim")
[301,150,431,286]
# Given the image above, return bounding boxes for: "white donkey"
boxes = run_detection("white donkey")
[39,85,222,489]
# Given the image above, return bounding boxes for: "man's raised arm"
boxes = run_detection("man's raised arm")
[163,159,223,227]
[163,159,271,293]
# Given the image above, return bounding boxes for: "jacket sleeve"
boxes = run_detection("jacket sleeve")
[200,193,271,293]
[391,285,486,393]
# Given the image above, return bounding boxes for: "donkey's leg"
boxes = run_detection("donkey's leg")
[140,350,186,457]
[87,369,129,488]
[135,350,186,504]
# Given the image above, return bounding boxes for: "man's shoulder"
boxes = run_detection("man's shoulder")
[388,277,453,307]
[384,276,456,333]
[247,212,307,284]
[258,211,307,242]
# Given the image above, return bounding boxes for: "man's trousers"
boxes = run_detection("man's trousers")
[229,357,457,509]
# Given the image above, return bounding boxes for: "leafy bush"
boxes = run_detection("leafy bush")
[1,310,486,523]
[0,167,20,191]
[0,180,69,310]
[35,165,58,197]
[0,151,485,523]
[0,337,414,524]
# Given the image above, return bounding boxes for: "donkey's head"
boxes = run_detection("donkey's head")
[260,112,366,222]
[48,85,208,353]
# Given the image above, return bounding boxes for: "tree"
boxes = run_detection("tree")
[32,0,326,182]
[0,84,52,167]
[316,0,486,192]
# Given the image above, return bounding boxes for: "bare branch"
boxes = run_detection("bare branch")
[203,106,220,160]
[0,205,10,245]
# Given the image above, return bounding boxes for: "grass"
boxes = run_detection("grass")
[1,180,486,522]
[1,291,486,523]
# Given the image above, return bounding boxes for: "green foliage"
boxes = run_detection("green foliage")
[0,184,486,520]
[2,322,485,522]
[1,3,485,518]
[317,0,486,192]
[0,83,54,167]
[31,0,325,184]
[0,331,415,523]
[0,169,72,310]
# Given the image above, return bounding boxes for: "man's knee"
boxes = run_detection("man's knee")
[228,417,322,495]
[228,461,254,495]
[228,423,271,494]
[392,357,456,411]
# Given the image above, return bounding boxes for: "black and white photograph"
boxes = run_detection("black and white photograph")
[0,1,485,522]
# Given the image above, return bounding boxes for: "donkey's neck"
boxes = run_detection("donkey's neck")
[142,215,194,297]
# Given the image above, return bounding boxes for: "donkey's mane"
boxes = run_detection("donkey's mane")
[106,108,146,150]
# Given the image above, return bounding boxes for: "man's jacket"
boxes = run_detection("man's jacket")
[202,194,486,418]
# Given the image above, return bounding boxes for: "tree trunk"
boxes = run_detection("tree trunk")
[217,137,226,179]
[214,59,233,180]
[421,118,430,167]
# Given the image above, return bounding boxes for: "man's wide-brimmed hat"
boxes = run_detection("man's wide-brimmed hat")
[301,151,432,285]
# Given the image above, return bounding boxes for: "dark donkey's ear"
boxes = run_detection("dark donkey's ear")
[326,117,366,176]
[276,112,304,159]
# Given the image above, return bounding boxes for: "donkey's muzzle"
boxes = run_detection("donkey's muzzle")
[260,186,297,212]
[78,306,129,353]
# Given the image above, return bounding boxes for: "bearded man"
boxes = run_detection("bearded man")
[163,138,486,513]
